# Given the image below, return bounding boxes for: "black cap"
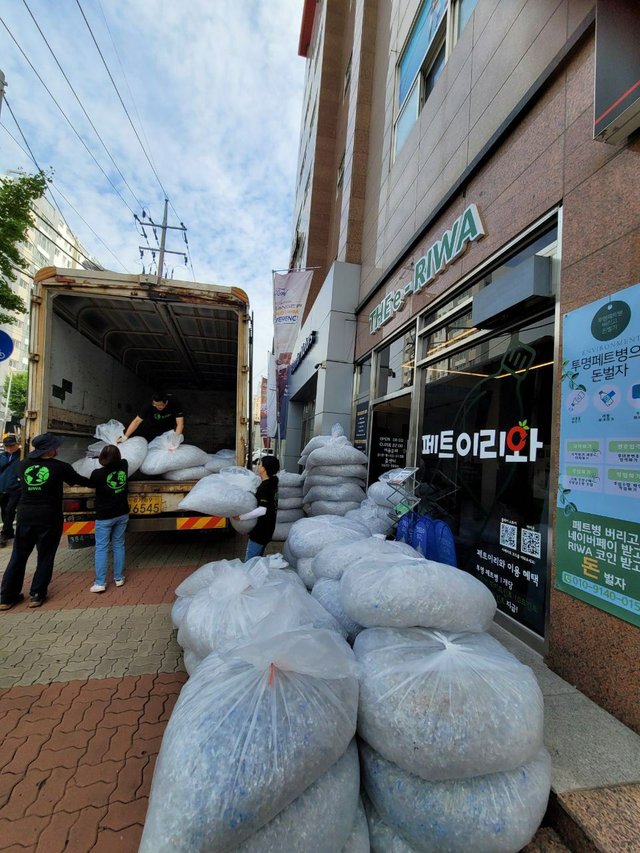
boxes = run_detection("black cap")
[3,434,18,446]
[28,433,63,459]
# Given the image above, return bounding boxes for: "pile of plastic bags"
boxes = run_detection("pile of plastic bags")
[300,425,368,517]
[204,448,236,473]
[71,421,217,482]
[273,471,305,541]
[282,515,371,589]
[140,553,367,852]
[345,550,550,851]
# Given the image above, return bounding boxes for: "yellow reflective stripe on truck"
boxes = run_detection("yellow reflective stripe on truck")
[63,521,95,535]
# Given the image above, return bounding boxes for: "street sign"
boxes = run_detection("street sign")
[0,331,13,362]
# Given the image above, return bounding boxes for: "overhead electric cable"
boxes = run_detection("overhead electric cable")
[20,0,144,212]
[75,0,170,200]
[0,16,136,216]
[96,0,159,178]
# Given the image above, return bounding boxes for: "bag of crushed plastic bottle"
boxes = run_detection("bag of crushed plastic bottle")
[363,794,414,853]
[341,798,370,852]
[306,441,368,469]
[354,627,544,780]
[162,466,209,481]
[204,450,236,473]
[178,473,257,517]
[177,562,346,657]
[287,516,370,561]
[234,741,360,853]
[174,555,289,598]
[139,628,359,852]
[306,500,362,517]
[360,741,551,853]
[345,499,394,536]
[312,578,362,643]
[312,537,414,582]
[341,552,496,632]
[141,431,208,476]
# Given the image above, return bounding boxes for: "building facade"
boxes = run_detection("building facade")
[288,0,640,732]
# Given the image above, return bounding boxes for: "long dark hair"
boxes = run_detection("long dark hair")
[99,444,122,466]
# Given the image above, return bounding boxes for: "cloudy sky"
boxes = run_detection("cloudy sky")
[0,0,306,379]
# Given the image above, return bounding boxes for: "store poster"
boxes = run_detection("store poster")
[354,401,369,452]
[556,283,640,628]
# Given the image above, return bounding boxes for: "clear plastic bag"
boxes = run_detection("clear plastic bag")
[163,466,209,481]
[141,431,208,475]
[287,516,370,560]
[278,471,304,488]
[354,627,544,780]
[307,442,368,469]
[306,500,362,517]
[363,794,415,853]
[307,464,368,480]
[296,556,316,589]
[220,466,261,491]
[303,474,366,496]
[229,516,257,534]
[177,565,346,657]
[367,480,408,508]
[174,555,288,598]
[345,500,394,535]
[304,483,367,504]
[140,629,359,852]
[205,454,236,473]
[178,473,257,517]
[312,538,415,582]
[235,741,359,852]
[312,578,362,643]
[340,553,496,632]
[277,507,304,524]
[341,797,370,852]
[278,496,305,509]
[361,741,551,853]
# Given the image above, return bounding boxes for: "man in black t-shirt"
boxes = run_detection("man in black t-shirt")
[235,456,280,561]
[119,391,184,442]
[0,433,91,610]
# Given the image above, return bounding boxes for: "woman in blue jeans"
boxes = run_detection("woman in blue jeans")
[89,445,129,593]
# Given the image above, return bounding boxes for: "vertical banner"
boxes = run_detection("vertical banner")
[273,269,314,438]
[556,283,640,628]
[259,377,268,438]
[266,351,278,439]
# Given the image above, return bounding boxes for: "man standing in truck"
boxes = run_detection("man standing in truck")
[119,391,184,442]
[0,433,91,609]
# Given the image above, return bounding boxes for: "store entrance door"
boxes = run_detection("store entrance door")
[369,394,411,485]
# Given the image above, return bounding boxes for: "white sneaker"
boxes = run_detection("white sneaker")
[115,578,125,587]
[90,584,106,593]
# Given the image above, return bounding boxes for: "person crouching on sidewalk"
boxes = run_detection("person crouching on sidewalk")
[89,445,129,593]
[234,455,279,561]
[0,433,91,610]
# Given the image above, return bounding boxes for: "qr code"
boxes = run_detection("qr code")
[521,528,541,559]
[500,522,517,550]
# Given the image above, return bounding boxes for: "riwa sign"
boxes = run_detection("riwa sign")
[369,204,485,334]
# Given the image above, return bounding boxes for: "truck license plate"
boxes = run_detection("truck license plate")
[129,496,163,515]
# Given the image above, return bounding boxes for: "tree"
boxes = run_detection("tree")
[0,170,50,326]
[3,370,28,419]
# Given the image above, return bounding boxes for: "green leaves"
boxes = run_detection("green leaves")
[0,170,50,324]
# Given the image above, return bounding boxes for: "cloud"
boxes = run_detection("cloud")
[0,0,306,379]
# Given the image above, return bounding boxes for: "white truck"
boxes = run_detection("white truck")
[26,267,251,537]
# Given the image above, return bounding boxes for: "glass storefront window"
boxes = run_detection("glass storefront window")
[376,327,416,398]
[418,316,555,636]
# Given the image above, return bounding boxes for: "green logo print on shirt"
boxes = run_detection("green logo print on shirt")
[107,470,127,493]
[24,464,50,488]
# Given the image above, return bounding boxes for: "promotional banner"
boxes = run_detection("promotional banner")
[556,283,640,628]
[266,351,278,439]
[259,377,268,438]
[273,269,314,437]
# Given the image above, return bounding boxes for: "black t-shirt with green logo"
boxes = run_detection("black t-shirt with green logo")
[16,458,91,525]
[89,461,129,520]
[139,399,183,439]
[250,475,279,545]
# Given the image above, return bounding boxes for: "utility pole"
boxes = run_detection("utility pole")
[0,70,5,118]
[136,199,188,281]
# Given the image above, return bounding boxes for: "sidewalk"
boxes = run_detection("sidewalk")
[0,532,638,852]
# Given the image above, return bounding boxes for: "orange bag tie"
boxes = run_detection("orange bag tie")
[268,663,276,686]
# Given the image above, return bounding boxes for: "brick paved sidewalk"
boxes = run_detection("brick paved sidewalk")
[0,530,247,852]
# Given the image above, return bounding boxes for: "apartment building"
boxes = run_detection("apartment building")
[0,187,100,414]
[285,0,640,731]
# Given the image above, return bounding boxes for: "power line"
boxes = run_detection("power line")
[74,0,170,201]
[0,15,136,216]
[20,0,144,212]
[0,118,128,272]
[30,209,101,267]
